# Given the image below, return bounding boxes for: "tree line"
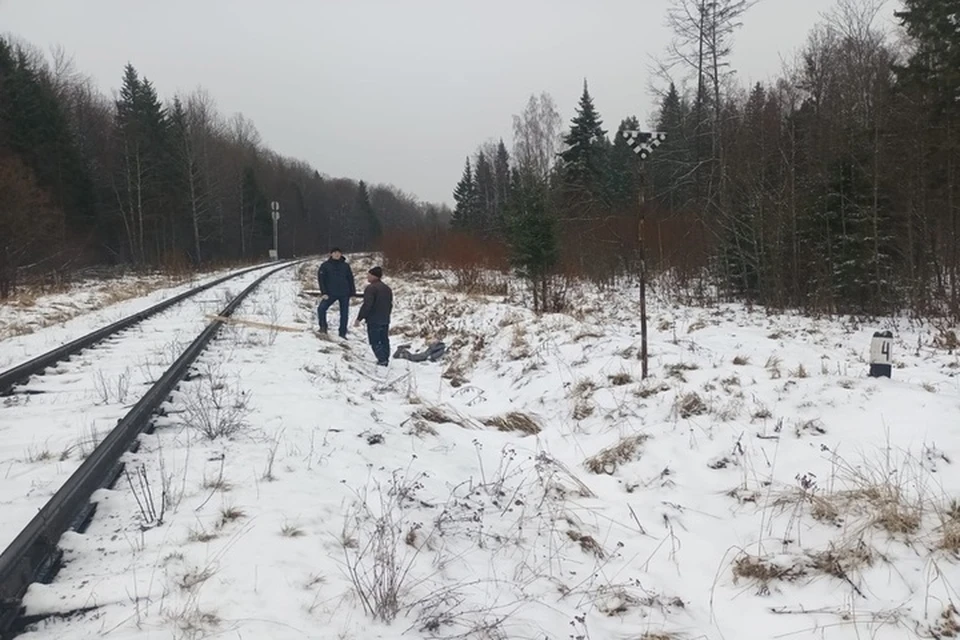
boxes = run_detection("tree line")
[0,37,449,297]
[447,0,960,320]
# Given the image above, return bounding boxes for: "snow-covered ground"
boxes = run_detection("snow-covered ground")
[8,259,960,640]
[0,264,264,349]
[0,266,282,554]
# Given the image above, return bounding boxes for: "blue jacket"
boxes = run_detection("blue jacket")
[318,257,356,298]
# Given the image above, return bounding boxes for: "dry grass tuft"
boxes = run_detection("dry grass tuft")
[281,524,306,538]
[567,530,605,559]
[733,355,751,366]
[775,461,924,536]
[406,419,439,438]
[482,411,541,435]
[766,354,783,379]
[219,506,246,526]
[585,434,650,475]
[806,540,874,582]
[665,362,699,382]
[636,382,671,399]
[188,527,219,543]
[571,378,597,399]
[936,500,960,552]
[673,392,708,419]
[794,418,826,437]
[928,604,960,638]
[733,542,875,596]
[573,400,595,420]
[179,565,217,591]
[732,553,807,593]
[413,405,468,428]
[608,372,633,386]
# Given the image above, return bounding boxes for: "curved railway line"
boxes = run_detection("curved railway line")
[0,259,302,637]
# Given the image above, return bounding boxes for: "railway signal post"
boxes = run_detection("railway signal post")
[620,130,667,380]
[270,201,280,260]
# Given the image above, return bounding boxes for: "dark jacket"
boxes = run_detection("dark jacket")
[357,280,393,325]
[318,257,356,298]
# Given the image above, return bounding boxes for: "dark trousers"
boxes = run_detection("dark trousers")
[317,296,350,337]
[366,323,391,365]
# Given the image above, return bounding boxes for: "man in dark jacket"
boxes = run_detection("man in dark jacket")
[354,266,393,366]
[317,248,357,338]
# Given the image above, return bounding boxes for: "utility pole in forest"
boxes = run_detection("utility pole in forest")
[620,130,667,379]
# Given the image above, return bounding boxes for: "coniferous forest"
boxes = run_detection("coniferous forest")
[0,38,449,297]
[434,0,960,320]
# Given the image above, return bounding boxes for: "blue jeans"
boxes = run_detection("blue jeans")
[366,323,390,365]
[318,296,350,337]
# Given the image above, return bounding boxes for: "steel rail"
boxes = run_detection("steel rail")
[0,261,283,396]
[0,260,300,636]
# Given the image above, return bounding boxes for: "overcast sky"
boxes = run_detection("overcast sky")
[1,0,898,205]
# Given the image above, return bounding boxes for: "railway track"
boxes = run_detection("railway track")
[0,260,301,637]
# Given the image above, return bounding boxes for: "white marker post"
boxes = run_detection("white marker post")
[869,331,893,378]
[270,201,280,261]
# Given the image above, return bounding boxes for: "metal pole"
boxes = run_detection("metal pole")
[638,182,648,380]
[270,201,280,261]
[272,218,278,259]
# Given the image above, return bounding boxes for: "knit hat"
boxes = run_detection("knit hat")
[330,247,342,254]
[368,266,383,279]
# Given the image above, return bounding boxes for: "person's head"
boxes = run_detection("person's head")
[367,266,383,283]
[330,247,343,260]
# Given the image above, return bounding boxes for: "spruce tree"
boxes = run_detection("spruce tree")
[493,140,511,233]
[114,64,172,263]
[451,158,478,231]
[896,0,960,117]
[474,151,495,234]
[650,82,695,211]
[0,38,96,232]
[559,81,609,197]
[507,168,558,312]
[354,180,381,248]
[607,117,642,209]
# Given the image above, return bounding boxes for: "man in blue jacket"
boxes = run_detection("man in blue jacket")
[317,248,357,338]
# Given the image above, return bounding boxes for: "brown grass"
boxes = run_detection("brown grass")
[413,405,474,429]
[2,269,233,339]
[585,434,650,475]
[482,412,541,435]
[928,605,960,637]
[664,362,699,382]
[636,382,671,399]
[732,553,807,593]
[567,530,605,559]
[774,462,924,536]
[573,400,595,420]
[674,392,708,418]
[571,379,597,399]
[732,540,876,596]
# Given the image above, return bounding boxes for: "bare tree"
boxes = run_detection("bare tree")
[512,92,563,182]
[228,113,262,256]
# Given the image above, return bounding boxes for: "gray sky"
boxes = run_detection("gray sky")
[1,0,899,205]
